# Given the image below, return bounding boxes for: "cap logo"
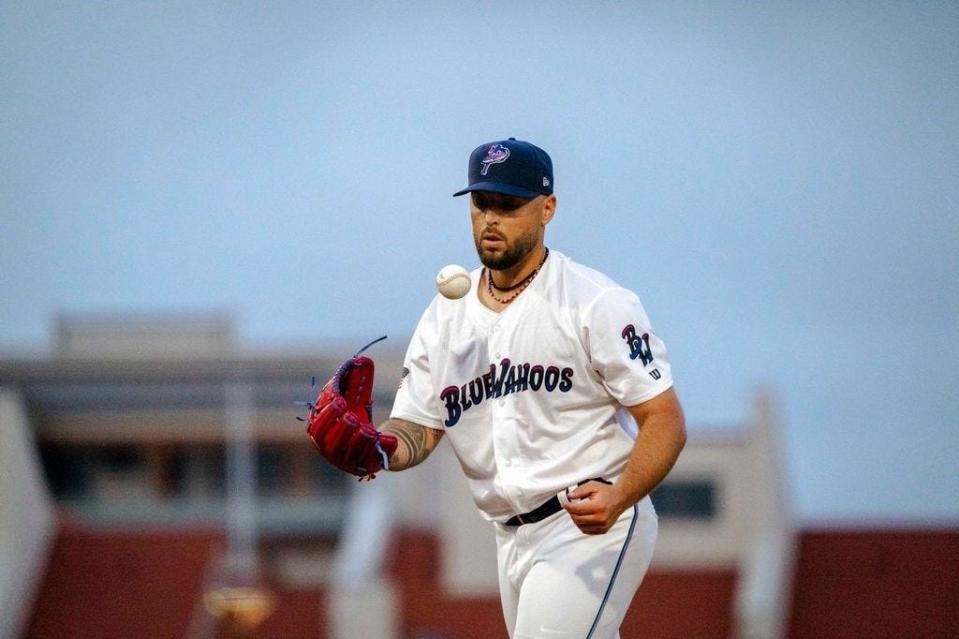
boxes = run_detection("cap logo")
[480,144,510,176]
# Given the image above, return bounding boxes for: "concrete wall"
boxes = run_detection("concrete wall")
[0,388,55,639]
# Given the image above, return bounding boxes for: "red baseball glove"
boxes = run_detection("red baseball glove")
[304,354,397,480]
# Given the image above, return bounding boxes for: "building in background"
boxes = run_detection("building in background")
[1,315,956,638]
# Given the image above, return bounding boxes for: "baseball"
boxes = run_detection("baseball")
[436,264,471,300]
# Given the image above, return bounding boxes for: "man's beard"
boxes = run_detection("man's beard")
[474,227,538,271]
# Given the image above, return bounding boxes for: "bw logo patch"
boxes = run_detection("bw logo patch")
[621,325,654,367]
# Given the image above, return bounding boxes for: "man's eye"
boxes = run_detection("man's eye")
[472,194,528,211]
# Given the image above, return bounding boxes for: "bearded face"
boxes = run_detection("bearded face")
[474,222,539,270]
[470,192,544,271]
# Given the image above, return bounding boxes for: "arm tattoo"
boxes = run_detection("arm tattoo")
[380,419,443,471]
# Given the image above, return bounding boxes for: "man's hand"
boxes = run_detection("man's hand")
[562,480,631,535]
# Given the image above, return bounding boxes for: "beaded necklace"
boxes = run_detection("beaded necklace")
[485,247,550,305]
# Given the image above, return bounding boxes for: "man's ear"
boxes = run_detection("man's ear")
[542,194,557,226]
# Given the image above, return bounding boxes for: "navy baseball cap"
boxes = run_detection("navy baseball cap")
[453,137,553,198]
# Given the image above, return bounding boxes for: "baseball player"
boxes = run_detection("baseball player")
[306,138,686,638]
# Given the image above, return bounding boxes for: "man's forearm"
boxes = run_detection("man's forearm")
[380,418,444,471]
[615,415,686,505]
[615,393,687,506]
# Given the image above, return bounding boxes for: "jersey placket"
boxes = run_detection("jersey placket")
[487,316,526,515]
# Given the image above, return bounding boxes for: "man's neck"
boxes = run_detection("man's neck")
[489,244,547,289]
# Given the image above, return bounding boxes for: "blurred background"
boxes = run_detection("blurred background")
[1,2,957,637]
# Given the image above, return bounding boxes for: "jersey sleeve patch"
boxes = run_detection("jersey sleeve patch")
[585,288,673,406]
[620,324,655,367]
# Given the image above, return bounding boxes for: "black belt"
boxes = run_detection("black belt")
[504,477,610,527]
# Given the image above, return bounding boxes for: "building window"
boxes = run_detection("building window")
[169,447,226,499]
[39,446,91,500]
[309,455,350,495]
[650,479,717,520]
[257,448,284,497]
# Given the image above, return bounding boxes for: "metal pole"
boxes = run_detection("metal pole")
[202,381,274,637]
[225,381,257,582]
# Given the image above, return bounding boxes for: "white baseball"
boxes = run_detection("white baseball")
[436,264,471,300]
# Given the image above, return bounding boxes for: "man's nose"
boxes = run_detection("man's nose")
[484,208,503,222]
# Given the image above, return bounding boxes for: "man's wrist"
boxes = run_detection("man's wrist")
[611,478,646,510]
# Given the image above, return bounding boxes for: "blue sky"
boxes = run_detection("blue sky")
[1,1,957,522]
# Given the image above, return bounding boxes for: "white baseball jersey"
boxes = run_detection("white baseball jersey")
[391,250,673,522]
